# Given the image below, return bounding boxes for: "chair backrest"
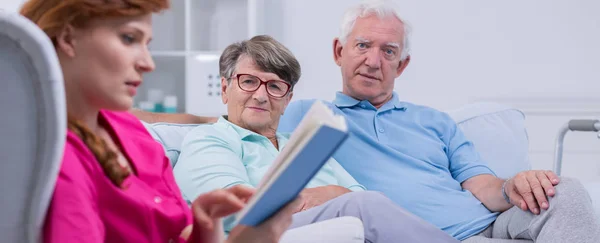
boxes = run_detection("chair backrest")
[0,12,66,243]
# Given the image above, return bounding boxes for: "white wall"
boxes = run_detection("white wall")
[269,0,600,182]
[274,0,600,108]
[0,0,24,12]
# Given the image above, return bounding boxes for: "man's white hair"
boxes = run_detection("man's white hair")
[339,0,412,61]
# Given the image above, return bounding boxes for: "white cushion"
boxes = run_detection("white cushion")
[447,102,599,221]
[143,122,200,166]
[446,102,531,179]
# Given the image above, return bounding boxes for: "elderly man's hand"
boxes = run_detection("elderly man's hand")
[505,170,560,214]
[297,185,351,212]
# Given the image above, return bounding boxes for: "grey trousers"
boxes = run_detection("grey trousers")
[288,191,459,243]
[463,177,600,243]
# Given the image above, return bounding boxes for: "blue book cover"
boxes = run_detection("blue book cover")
[235,125,349,226]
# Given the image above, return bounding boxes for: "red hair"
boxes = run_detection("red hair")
[20,0,170,188]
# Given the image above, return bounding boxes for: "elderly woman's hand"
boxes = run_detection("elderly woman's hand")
[297,185,351,212]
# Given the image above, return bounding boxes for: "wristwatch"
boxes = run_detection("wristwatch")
[501,179,511,204]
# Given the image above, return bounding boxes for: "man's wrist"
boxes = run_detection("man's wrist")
[501,179,512,204]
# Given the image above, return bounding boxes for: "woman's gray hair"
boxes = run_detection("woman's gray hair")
[219,35,301,88]
[339,0,412,61]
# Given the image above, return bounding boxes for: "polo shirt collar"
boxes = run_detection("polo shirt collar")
[218,116,262,140]
[217,116,287,146]
[333,91,407,111]
[333,92,361,108]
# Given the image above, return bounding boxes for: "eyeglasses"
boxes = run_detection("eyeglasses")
[231,73,291,98]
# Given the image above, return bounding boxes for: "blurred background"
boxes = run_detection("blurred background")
[2,0,599,182]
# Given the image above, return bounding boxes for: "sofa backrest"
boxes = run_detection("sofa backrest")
[143,122,201,167]
[145,101,531,179]
[448,102,530,179]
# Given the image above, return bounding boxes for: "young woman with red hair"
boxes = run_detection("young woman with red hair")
[19,1,299,242]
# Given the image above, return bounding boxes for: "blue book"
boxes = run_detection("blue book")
[234,101,349,226]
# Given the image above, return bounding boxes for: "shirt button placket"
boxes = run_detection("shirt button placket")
[375,113,386,143]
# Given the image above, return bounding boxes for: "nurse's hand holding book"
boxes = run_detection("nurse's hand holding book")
[180,185,303,243]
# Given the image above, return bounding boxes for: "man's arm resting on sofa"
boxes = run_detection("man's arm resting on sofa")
[462,171,560,214]
[130,109,218,124]
[462,174,513,213]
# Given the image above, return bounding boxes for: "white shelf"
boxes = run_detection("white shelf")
[150,51,223,58]
[190,0,249,51]
[137,56,186,112]
[148,0,186,52]
[140,0,274,115]
[151,51,187,57]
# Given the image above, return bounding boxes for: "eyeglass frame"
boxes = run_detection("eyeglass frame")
[229,73,292,98]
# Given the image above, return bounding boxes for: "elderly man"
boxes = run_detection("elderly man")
[276,1,599,242]
[135,0,600,242]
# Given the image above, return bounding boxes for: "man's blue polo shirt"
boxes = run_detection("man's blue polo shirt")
[278,92,498,240]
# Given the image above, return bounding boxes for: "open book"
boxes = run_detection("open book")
[234,100,349,226]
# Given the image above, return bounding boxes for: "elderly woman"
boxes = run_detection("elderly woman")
[173,35,458,243]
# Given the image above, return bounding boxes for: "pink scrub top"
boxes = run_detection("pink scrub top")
[43,110,193,243]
